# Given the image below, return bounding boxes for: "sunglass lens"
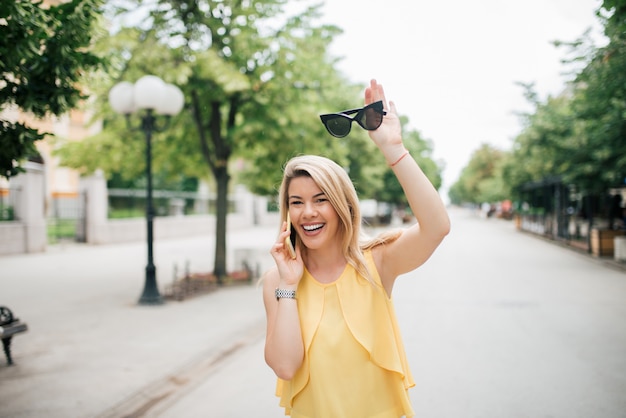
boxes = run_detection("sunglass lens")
[362,107,383,130]
[325,117,351,137]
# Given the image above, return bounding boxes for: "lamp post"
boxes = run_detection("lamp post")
[108,75,184,305]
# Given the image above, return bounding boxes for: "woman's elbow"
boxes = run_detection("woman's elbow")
[440,217,451,238]
[266,360,299,381]
[433,211,451,238]
[273,365,298,381]
[425,218,450,243]
[265,351,301,380]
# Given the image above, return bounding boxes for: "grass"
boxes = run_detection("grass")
[47,220,77,244]
[108,208,144,219]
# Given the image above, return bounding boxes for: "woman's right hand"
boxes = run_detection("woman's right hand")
[270,222,304,287]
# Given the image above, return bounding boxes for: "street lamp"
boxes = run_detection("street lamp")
[108,75,184,305]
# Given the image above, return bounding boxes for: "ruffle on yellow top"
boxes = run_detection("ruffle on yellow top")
[276,250,415,415]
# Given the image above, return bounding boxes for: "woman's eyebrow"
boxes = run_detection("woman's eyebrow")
[288,192,326,200]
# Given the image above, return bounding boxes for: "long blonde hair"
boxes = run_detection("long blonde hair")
[278,155,400,284]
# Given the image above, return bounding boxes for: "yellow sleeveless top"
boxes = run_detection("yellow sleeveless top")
[275,251,415,417]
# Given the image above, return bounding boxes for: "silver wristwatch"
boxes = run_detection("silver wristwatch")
[275,288,297,301]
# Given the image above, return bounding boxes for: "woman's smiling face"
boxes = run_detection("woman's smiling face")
[287,176,340,251]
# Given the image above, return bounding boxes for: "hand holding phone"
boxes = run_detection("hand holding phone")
[285,213,297,259]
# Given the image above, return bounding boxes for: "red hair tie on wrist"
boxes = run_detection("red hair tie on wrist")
[389,150,410,167]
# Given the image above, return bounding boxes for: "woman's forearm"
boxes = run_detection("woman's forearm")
[390,150,450,238]
[264,292,304,380]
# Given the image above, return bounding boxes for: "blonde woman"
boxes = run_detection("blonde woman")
[263,79,450,417]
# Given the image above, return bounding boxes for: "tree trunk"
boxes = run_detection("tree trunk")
[190,92,235,285]
[213,164,230,283]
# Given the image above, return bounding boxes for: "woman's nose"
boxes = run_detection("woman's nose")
[303,202,318,217]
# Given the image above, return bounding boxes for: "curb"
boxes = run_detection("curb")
[94,320,265,418]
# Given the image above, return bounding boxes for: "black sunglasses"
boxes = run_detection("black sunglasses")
[319,101,387,138]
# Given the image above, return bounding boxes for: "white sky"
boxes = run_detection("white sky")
[313,0,605,195]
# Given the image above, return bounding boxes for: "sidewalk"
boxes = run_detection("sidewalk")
[0,225,277,418]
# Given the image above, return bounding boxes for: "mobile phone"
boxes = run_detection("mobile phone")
[285,213,297,259]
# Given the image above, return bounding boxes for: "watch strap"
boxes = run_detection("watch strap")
[275,288,297,301]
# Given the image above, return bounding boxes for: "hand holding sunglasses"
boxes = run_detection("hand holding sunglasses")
[319,101,387,138]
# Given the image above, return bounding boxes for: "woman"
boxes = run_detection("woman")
[262,79,450,417]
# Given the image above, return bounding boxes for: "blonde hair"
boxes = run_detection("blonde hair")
[278,155,401,284]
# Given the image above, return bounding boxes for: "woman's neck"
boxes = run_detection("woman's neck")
[304,245,347,284]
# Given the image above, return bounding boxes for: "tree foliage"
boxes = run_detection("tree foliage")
[448,144,508,205]
[56,0,360,179]
[565,0,626,192]
[0,0,104,179]
[503,86,577,195]
[451,0,626,205]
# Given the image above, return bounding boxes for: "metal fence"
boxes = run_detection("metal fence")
[107,188,235,219]
[0,187,20,221]
[48,193,86,243]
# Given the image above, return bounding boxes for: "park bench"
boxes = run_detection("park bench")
[0,306,28,366]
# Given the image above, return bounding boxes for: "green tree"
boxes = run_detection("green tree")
[449,143,508,205]
[453,0,626,210]
[0,0,104,179]
[57,0,361,282]
[565,0,626,193]
[500,0,625,198]
[503,84,577,200]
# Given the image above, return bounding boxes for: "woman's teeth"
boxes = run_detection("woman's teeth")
[303,224,324,232]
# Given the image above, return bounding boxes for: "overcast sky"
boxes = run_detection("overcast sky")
[312,0,605,196]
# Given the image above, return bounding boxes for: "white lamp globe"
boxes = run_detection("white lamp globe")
[156,84,184,116]
[133,75,167,110]
[108,81,135,114]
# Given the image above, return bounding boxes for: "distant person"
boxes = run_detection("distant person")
[481,202,491,218]
[262,79,450,417]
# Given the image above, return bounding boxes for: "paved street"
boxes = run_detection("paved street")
[398,210,626,418]
[1,208,625,417]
